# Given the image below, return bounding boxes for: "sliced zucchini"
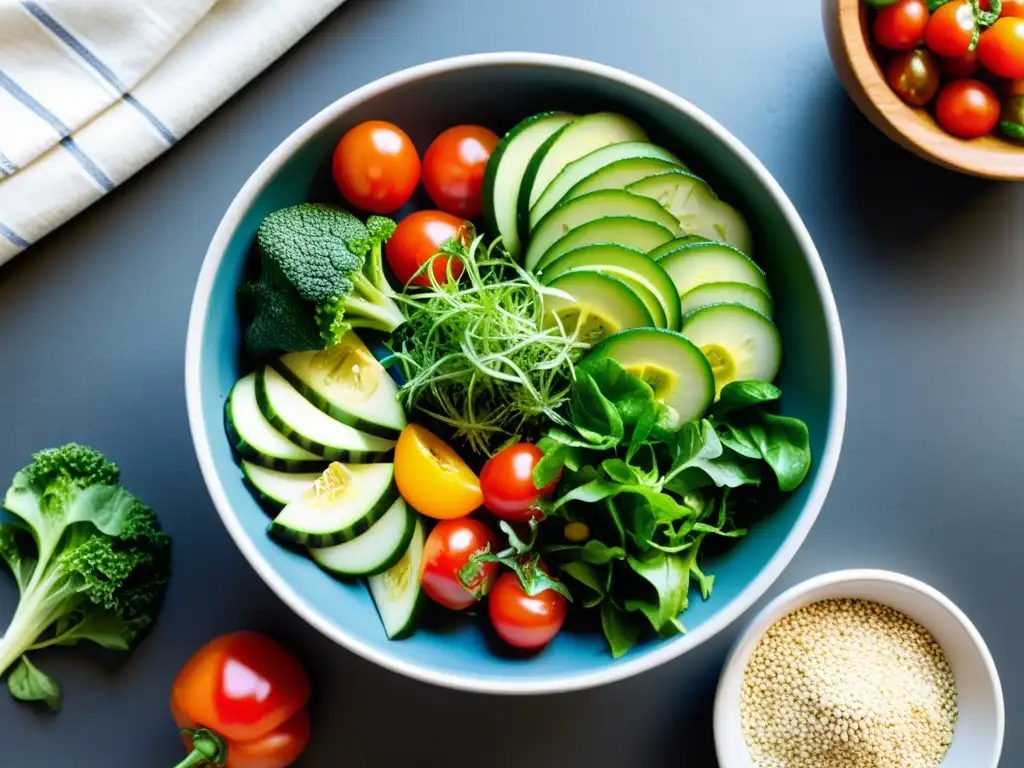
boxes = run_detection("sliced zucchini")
[529,142,683,230]
[583,327,715,424]
[681,303,782,395]
[518,112,648,241]
[524,190,680,272]
[225,373,325,472]
[367,517,426,640]
[267,462,399,546]
[482,111,574,260]
[309,497,416,577]
[274,331,405,439]
[656,242,769,300]
[538,243,682,330]
[679,282,774,319]
[561,157,687,206]
[543,271,654,345]
[241,461,320,509]
[627,171,753,254]
[648,235,710,259]
[534,216,675,273]
[256,366,395,463]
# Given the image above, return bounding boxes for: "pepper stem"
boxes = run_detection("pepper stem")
[171,728,228,768]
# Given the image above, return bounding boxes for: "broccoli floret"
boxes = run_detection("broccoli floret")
[243,204,406,352]
[0,444,170,710]
[238,259,322,353]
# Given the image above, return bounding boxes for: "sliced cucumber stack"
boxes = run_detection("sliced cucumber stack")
[482,112,574,260]
[656,242,769,300]
[309,497,416,577]
[583,327,715,424]
[538,243,682,330]
[225,373,325,472]
[560,157,686,206]
[648,235,710,259]
[274,331,405,439]
[679,282,774,319]
[525,190,680,272]
[543,271,653,345]
[268,461,399,547]
[241,461,320,509]
[681,303,782,396]
[257,366,396,463]
[535,216,675,273]
[367,517,427,640]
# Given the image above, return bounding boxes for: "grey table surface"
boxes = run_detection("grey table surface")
[1,0,1022,765]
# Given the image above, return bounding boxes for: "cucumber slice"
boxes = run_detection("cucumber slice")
[627,171,753,254]
[681,303,782,395]
[525,190,680,272]
[273,332,405,439]
[309,497,416,577]
[679,282,774,319]
[538,243,682,330]
[584,328,715,424]
[268,462,399,546]
[367,517,426,640]
[648,235,710,259]
[561,157,687,207]
[256,366,395,463]
[656,242,769,300]
[529,142,683,230]
[518,112,648,242]
[544,271,654,345]
[535,216,675,273]
[241,461,320,509]
[225,373,325,472]
[482,112,574,260]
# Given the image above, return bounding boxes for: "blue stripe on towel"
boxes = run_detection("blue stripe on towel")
[60,138,115,192]
[21,1,178,145]
[0,152,17,178]
[0,222,30,249]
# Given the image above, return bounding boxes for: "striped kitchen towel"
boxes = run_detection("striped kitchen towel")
[0,0,346,266]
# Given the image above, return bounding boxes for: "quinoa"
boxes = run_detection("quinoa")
[740,598,957,768]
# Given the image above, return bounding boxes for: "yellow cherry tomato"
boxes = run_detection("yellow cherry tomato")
[394,424,482,519]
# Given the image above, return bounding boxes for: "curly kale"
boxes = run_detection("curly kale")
[0,444,170,710]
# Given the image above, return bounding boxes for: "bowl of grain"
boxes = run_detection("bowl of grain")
[714,569,1003,768]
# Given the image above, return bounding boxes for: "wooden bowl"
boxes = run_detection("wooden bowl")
[823,0,1024,180]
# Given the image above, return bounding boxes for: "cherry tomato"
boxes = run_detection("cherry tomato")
[874,0,930,50]
[489,568,568,650]
[422,125,500,218]
[332,121,420,214]
[171,632,311,768]
[386,210,470,287]
[936,78,1002,136]
[887,49,942,105]
[925,1,976,56]
[479,443,559,523]
[394,424,482,519]
[978,17,1024,78]
[940,48,981,76]
[420,518,500,610]
[1001,0,1024,18]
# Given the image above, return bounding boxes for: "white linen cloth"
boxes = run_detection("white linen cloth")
[0,0,346,266]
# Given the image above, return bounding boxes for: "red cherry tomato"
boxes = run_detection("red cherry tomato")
[332,121,420,214]
[978,17,1024,78]
[479,443,559,523]
[1001,0,1024,18]
[925,1,976,56]
[171,632,311,768]
[887,49,942,105]
[422,125,500,218]
[936,78,1002,137]
[488,569,567,650]
[420,518,500,611]
[940,48,981,77]
[386,210,470,287]
[874,0,930,50]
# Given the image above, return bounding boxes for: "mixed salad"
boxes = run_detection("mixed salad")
[224,112,812,656]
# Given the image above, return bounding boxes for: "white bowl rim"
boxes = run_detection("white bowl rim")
[184,51,849,695]
[713,568,1005,766]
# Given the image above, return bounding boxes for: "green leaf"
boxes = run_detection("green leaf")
[716,423,761,459]
[711,380,781,417]
[571,371,624,445]
[698,449,763,489]
[0,521,36,595]
[618,496,657,550]
[600,601,640,658]
[606,498,626,550]
[663,420,723,485]
[626,407,658,461]
[747,413,811,492]
[580,357,657,427]
[533,437,584,488]
[553,478,622,509]
[602,458,641,485]
[560,561,607,607]
[625,550,690,632]
[7,656,62,711]
[47,611,134,651]
[545,539,627,565]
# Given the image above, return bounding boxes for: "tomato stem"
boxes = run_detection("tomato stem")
[172,728,228,768]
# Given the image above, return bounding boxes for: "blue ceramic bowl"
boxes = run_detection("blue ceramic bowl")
[185,53,847,694]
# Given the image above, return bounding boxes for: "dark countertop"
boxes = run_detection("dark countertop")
[1,0,1021,765]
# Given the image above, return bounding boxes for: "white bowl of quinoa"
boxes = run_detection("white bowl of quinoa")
[714,569,1004,768]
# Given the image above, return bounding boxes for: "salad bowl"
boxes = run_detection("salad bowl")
[184,52,847,694]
